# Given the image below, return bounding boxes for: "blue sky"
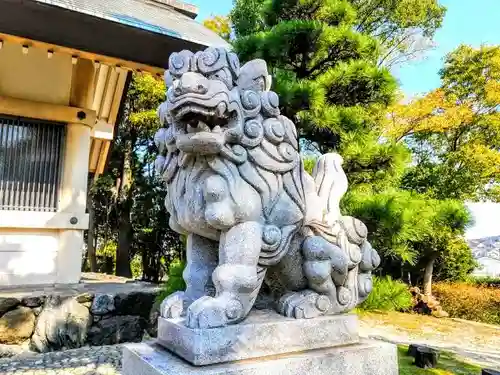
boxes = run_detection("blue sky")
[191,0,500,97]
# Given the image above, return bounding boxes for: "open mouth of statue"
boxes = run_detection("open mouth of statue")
[172,102,236,155]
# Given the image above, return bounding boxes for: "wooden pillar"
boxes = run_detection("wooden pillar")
[56,58,95,284]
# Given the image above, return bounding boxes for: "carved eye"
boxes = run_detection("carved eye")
[210,68,233,89]
[253,77,265,91]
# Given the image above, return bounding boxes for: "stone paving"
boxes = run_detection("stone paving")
[0,345,122,375]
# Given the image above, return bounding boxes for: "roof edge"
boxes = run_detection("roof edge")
[148,0,198,19]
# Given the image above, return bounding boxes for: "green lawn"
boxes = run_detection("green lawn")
[398,346,482,375]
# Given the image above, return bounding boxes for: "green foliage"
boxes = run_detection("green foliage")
[359,276,413,311]
[157,259,186,302]
[463,276,500,288]
[302,156,317,174]
[434,282,500,325]
[88,73,184,281]
[231,0,447,67]
[434,238,478,282]
[351,0,446,66]
[231,0,267,37]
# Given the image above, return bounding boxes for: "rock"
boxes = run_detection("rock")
[0,307,36,344]
[147,301,160,338]
[75,293,94,304]
[483,369,500,375]
[411,288,448,317]
[87,315,146,346]
[21,296,46,308]
[0,298,20,316]
[0,343,25,358]
[415,347,439,369]
[91,294,115,315]
[32,307,42,316]
[114,291,157,318]
[30,296,92,352]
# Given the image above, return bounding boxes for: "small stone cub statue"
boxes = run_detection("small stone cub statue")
[154,47,380,329]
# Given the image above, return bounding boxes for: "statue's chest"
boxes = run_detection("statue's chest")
[168,161,216,234]
[166,157,263,236]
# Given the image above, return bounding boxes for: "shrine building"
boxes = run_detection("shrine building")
[0,0,228,287]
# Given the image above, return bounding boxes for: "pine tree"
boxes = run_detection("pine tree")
[232,0,408,192]
[231,0,475,292]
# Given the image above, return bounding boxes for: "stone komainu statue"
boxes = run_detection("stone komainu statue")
[154,47,380,329]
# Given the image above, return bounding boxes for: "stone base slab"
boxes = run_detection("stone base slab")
[123,340,399,375]
[157,310,359,365]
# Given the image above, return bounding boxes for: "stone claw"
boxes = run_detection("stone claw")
[186,295,244,329]
[277,291,331,319]
[160,291,185,319]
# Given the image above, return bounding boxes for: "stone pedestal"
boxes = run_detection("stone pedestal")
[122,310,399,375]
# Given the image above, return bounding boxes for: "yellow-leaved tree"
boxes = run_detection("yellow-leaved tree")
[203,15,232,42]
[385,45,500,202]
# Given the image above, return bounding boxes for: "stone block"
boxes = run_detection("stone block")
[114,291,157,318]
[123,340,398,375]
[157,310,359,366]
[87,315,146,346]
[0,307,35,344]
[91,294,115,315]
[31,296,91,352]
[0,298,20,316]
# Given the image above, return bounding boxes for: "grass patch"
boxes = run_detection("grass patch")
[398,345,481,375]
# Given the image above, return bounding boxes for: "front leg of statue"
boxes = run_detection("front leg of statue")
[160,233,218,319]
[186,222,264,329]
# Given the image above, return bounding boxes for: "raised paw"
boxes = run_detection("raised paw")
[160,291,185,319]
[186,295,244,329]
[277,290,331,319]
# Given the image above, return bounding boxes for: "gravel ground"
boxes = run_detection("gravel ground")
[0,345,122,375]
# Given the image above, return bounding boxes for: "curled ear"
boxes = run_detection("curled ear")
[237,59,272,92]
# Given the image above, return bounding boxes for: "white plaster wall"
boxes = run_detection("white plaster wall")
[0,229,59,286]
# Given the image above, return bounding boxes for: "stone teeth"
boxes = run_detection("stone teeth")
[216,102,227,117]
[212,125,222,133]
[198,121,210,132]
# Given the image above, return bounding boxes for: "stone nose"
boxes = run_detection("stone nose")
[174,72,209,96]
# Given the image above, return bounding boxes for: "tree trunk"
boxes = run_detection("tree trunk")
[116,207,133,277]
[423,253,439,296]
[115,139,134,278]
[86,190,98,272]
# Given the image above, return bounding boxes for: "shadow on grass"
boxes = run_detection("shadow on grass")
[398,345,482,375]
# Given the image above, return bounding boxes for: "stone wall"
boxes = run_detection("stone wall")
[0,285,161,357]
